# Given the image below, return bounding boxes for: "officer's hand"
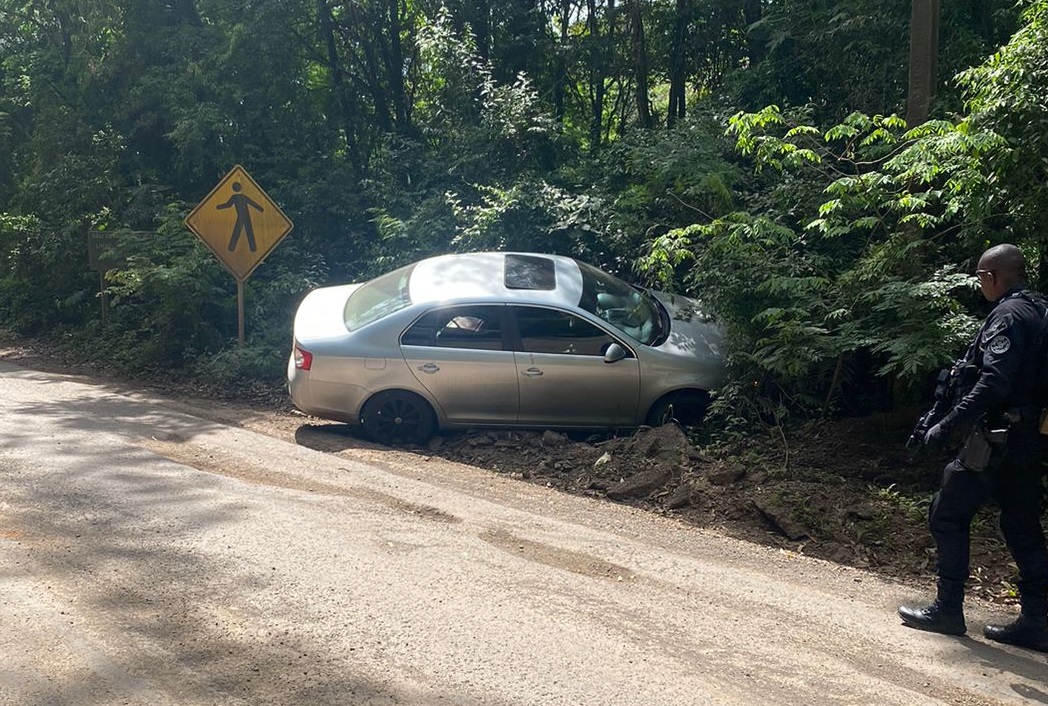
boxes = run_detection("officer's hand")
[924,423,945,447]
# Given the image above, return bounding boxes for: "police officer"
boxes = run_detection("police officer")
[898,244,1048,652]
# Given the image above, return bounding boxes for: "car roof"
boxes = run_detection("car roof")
[408,252,584,308]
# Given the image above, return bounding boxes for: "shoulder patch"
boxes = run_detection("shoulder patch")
[982,318,1009,343]
[988,335,1012,355]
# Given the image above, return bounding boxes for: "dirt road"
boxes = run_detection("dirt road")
[1,360,1045,705]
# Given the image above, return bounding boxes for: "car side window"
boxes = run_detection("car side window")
[401,306,505,350]
[512,307,617,356]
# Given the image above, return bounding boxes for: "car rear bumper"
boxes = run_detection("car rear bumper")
[287,357,365,424]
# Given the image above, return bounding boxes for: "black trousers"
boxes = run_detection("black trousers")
[929,430,1048,612]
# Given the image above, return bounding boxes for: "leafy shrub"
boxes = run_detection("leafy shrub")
[640,107,996,426]
[193,340,287,390]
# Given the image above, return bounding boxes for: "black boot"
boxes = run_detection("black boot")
[898,600,967,636]
[984,613,1048,652]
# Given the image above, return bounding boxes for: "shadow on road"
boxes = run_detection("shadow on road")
[0,370,519,706]
[960,636,1048,703]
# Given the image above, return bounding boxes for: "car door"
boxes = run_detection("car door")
[509,306,640,426]
[400,304,520,423]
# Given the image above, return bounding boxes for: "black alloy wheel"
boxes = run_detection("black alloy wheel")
[360,391,436,446]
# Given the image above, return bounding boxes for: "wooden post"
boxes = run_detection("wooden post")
[99,272,109,325]
[237,278,246,346]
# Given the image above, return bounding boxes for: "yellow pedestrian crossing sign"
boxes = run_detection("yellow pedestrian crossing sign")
[185,165,294,282]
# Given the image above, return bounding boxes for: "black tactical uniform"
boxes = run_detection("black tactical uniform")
[902,286,1048,647]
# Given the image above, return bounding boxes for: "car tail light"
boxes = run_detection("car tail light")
[294,345,313,371]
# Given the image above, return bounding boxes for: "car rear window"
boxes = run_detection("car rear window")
[402,305,505,350]
[504,254,556,290]
[344,263,416,331]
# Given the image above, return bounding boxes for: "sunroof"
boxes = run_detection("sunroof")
[504,254,556,290]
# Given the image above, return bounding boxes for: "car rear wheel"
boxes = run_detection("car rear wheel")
[645,390,710,428]
[360,391,437,446]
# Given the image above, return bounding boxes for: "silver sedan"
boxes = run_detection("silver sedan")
[288,252,726,445]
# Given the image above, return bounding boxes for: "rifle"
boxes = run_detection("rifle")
[906,362,979,455]
[907,368,953,454]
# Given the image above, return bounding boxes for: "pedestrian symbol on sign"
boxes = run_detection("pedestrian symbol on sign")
[217,181,263,253]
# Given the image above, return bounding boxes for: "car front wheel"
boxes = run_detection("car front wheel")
[645,390,710,428]
[360,391,437,446]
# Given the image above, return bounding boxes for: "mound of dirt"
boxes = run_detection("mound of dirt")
[428,417,1019,604]
[430,424,702,501]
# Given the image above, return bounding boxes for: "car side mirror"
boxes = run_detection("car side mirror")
[604,343,627,363]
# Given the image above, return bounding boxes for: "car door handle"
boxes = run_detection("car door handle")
[417,363,440,374]
[521,367,544,377]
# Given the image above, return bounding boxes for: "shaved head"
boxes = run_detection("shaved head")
[977,244,1027,289]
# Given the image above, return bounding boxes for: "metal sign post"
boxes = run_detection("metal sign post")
[184,165,294,345]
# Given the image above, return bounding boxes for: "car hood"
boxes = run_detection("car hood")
[650,291,727,380]
[293,283,363,341]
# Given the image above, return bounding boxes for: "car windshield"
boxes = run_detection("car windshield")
[576,262,664,345]
[344,263,416,331]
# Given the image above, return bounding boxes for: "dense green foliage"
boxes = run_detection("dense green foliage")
[1,0,1045,427]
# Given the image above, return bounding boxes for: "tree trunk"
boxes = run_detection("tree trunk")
[587,0,606,151]
[553,0,571,122]
[742,0,764,65]
[316,0,363,174]
[384,0,409,133]
[360,38,393,134]
[474,0,491,61]
[906,0,940,126]
[629,0,652,130]
[667,0,687,127]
